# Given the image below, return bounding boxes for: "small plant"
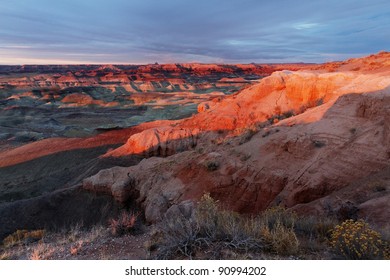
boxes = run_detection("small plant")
[195,193,219,236]
[261,206,297,230]
[330,219,388,259]
[262,221,299,255]
[239,128,258,145]
[0,251,11,260]
[316,98,324,106]
[295,215,337,240]
[240,153,251,161]
[109,211,139,236]
[312,140,326,148]
[29,243,54,260]
[66,224,82,243]
[258,207,299,255]
[154,212,199,259]
[367,180,387,192]
[205,161,219,171]
[262,130,271,138]
[282,110,295,119]
[70,241,84,256]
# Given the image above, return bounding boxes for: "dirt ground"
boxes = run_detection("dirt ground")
[0,226,151,260]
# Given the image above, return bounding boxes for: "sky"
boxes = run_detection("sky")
[0,0,389,64]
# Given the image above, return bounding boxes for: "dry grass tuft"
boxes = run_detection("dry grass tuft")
[3,229,45,248]
[70,241,84,256]
[29,243,54,260]
[261,206,297,230]
[295,215,337,240]
[262,222,299,255]
[0,251,11,260]
[109,211,139,236]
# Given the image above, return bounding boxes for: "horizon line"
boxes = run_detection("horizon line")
[0,61,320,66]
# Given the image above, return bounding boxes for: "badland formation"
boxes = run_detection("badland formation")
[0,52,389,259]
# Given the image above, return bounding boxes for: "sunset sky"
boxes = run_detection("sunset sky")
[0,0,389,64]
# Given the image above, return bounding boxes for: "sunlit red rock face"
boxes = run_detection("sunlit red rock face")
[105,126,199,157]
[83,52,390,226]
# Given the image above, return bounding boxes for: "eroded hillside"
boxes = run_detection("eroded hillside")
[84,52,390,227]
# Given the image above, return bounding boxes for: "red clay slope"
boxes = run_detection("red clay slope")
[0,120,173,168]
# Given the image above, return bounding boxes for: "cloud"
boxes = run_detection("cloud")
[293,23,320,30]
[0,0,389,64]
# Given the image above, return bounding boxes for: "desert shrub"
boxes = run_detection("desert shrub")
[367,180,387,192]
[282,110,295,119]
[295,215,337,240]
[316,98,324,106]
[262,221,299,255]
[238,128,258,144]
[152,194,267,259]
[261,206,296,230]
[262,130,271,138]
[109,211,139,236]
[312,140,326,148]
[153,213,199,259]
[195,193,220,238]
[195,194,264,251]
[29,243,54,260]
[240,153,251,161]
[330,219,389,260]
[2,229,45,247]
[153,198,390,259]
[70,241,84,256]
[205,161,219,171]
[257,207,299,255]
[65,224,83,243]
[0,251,11,260]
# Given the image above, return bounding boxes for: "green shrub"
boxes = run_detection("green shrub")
[330,219,388,259]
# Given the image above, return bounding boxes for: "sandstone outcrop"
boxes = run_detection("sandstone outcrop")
[105,126,199,157]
